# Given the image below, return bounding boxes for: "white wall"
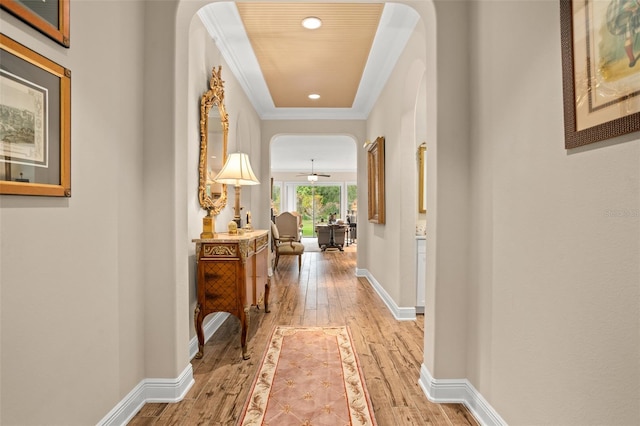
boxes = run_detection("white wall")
[466,1,640,424]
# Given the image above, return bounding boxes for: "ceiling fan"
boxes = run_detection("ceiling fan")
[296,159,331,182]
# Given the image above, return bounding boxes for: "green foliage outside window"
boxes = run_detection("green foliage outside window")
[296,185,342,236]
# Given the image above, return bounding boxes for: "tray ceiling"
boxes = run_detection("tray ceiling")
[198,2,419,120]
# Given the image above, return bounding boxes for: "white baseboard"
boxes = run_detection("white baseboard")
[97,313,230,426]
[97,364,194,426]
[418,364,507,426]
[355,268,416,321]
[356,270,504,424]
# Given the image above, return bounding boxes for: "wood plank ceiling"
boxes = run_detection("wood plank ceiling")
[236,3,383,108]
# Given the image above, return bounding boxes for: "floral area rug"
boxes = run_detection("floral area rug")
[238,326,377,426]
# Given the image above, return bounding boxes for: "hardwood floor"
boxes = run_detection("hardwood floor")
[129,246,478,425]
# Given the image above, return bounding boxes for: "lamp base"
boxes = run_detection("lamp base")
[232,185,242,229]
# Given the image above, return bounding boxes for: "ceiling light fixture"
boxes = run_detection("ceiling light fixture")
[308,93,320,100]
[302,16,322,30]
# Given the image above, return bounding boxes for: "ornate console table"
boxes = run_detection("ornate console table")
[193,230,270,360]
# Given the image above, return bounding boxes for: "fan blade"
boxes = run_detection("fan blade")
[294,172,331,178]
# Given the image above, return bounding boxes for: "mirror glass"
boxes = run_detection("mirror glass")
[199,66,228,214]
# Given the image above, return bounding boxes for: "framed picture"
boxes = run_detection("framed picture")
[418,144,426,213]
[367,136,385,224]
[0,34,71,197]
[0,0,70,47]
[560,0,640,148]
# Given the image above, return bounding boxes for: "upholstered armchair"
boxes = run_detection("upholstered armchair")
[333,225,347,247]
[315,224,347,251]
[271,221,304,271]
[275,211,302,242]
[316,225,331,249]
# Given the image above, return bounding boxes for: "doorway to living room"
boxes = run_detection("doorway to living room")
[270,135,358,252]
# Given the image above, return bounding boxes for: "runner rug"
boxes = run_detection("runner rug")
[238,326,377,426]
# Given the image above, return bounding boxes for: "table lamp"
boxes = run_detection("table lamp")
[213,152,260,228]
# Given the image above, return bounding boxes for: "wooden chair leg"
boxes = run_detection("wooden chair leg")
[274,253,280,269]
[298,254,302,270]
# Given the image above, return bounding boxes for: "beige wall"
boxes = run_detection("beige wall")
[429,0,473,380]
[0,1,149,423]
[465,1,640,424]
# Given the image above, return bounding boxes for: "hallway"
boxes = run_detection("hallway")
[129,250,477,425]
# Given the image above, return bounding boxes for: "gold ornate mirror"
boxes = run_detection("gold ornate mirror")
[199,66,228,214]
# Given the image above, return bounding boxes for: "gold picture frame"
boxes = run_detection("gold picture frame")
[418,144,426,213]
[0,0,70,47]
[0,34,71,197]
[367,136,385,224]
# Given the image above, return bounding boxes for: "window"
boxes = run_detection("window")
[347,183,357,216]
[296,184,342,237]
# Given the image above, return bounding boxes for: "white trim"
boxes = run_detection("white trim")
[197,3,418,120]
[356,268,416,321]
[98,313,229,426]
[418,364,508,426]
[97,364,195,426]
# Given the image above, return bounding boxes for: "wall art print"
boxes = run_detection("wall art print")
[0,34,71,197]
[0,0,70,47]
[561,0,640,148]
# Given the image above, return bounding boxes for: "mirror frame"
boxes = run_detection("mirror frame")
[198,66,229,214]
[418,144,426,213]
[367,136,385,224]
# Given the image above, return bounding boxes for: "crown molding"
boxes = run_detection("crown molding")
[198,2,418,120]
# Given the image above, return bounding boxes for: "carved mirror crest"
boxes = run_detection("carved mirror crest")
[198,66,229,214]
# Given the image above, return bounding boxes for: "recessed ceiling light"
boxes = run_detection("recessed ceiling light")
[308,93,321,100]
[302,16,322,30]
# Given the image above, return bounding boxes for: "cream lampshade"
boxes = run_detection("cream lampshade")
[214,152,260,227]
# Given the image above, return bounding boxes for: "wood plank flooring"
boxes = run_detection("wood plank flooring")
[129,245,478,425]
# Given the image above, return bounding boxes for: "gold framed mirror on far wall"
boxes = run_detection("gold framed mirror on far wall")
[367,136,385,224]
[198,66,228,214]
[418,144,426,213]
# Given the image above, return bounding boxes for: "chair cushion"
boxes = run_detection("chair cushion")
[277,241,304,255]
[271,221,279,240]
